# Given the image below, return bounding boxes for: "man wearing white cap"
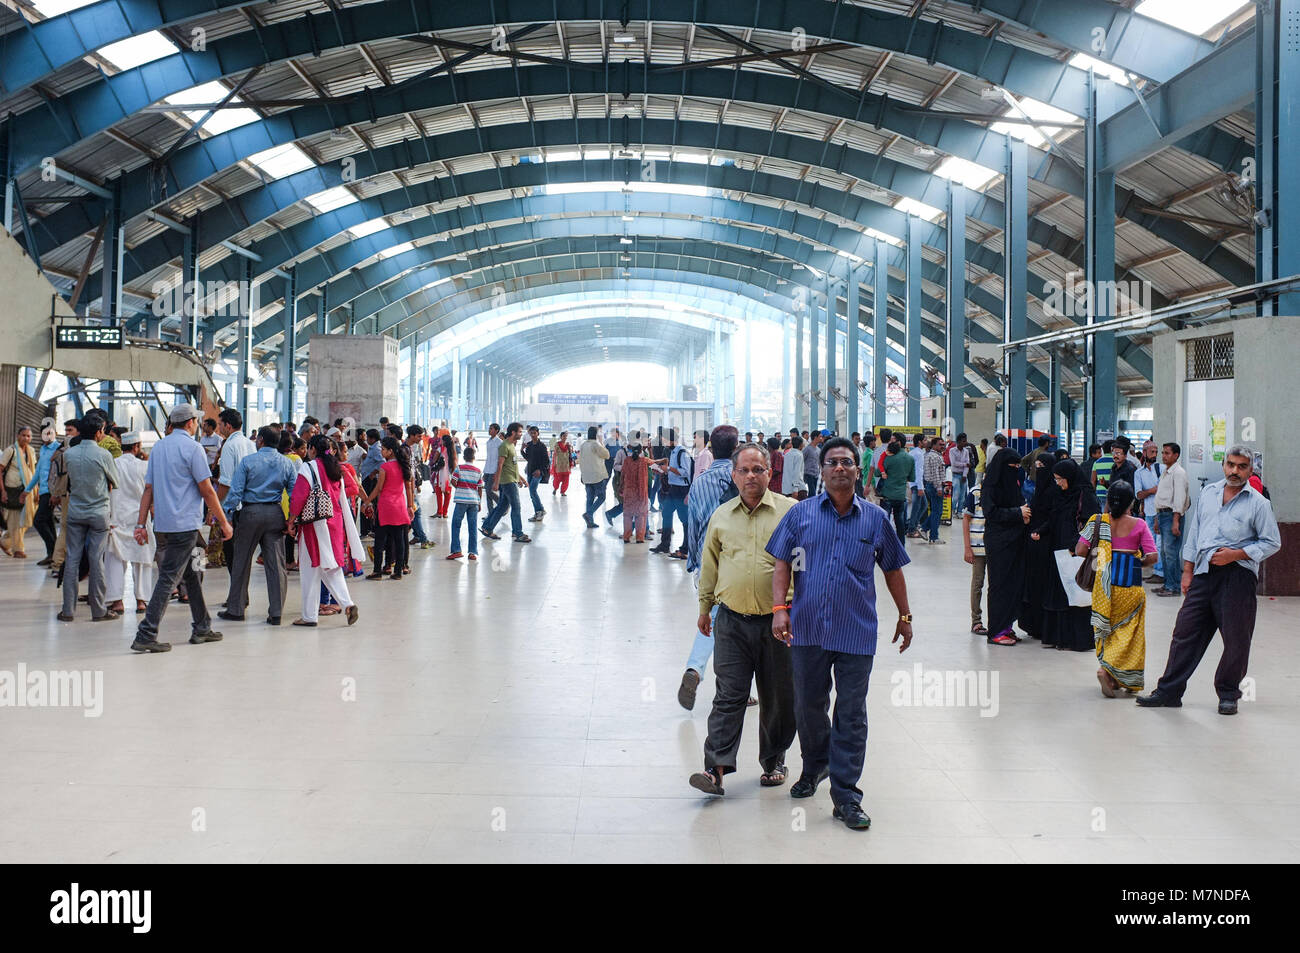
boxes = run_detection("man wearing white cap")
[130,402,232,653]
[105,432,155,615]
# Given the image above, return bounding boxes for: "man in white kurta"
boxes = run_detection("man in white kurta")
[106,434,156,613]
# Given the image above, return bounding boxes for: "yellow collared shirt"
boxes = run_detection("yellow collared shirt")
[698,489,796,617]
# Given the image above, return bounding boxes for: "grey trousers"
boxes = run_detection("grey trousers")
[135,530,211,644]
[62,514,109,618]
[224,502,288,617]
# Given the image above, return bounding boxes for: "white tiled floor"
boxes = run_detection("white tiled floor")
[2,489,1297,863]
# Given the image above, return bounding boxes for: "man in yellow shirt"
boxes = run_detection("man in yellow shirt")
[689,441,797,796]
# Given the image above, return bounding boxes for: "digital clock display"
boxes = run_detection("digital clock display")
[55,325,124,349]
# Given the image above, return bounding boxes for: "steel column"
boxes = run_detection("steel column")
[781,317,792,431]
[808,277,820,433]
[713,322,723,423]
[1257,0,1300,315]
[281,269,297,422]
[825,274,837,433]
[182,214,201,349]
[946,183,967,437]
[742,320,752,433]
[236,258,254,421]
[1003,137,1029,431]
[846,262,860,436]
[1085,70,1118,440]
[905,216,922,425]
[794,304,805,430]
[101,179,124,323]
[1048,351,1061,442]
[872,240,888,426]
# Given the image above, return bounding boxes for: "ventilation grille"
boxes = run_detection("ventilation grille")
[1185,333,1234,381]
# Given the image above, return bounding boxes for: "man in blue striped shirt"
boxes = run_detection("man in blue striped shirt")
[676,425,740,711]
[766,436,914,831]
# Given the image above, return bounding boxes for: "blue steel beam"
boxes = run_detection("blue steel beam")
[1098,32,1256,174]
[38,109,1250,321]
[4,0,1116,139]
[327,241,1045,397]
[953,0,1218,84]
[109,173,1154,381]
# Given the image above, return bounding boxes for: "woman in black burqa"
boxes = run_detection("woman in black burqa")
[1025,458,1101,650]
[980,447,1028,646]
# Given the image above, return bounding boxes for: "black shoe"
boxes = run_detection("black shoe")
[217,609,245,621]
[188,630,223,644]
[130,638,172,653]
[1218,699,1238,715]
[677,669,700,711]
[1135,691,1182,708]
[833,802,872,831]
[266,616,281,626]
[790,768,830,799]
[37,556,53,567]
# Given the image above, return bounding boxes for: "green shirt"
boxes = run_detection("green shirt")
[497,440,519,483]
[880,450,915,501]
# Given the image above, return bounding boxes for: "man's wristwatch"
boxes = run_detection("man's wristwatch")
[898,613,913,623]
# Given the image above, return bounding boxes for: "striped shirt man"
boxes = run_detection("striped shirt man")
[686,459,739,574]
[765,492,910,655]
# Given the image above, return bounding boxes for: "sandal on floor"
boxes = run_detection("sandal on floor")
[688,768,725,796]
[760,764,788,787]
[291,618,317,627]
[988,630,1018,646]
[971,624,988,635]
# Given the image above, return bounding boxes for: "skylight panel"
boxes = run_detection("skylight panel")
[935,156,998,192]
[96,31,178,71]
[1135,0,1250,36]
[247,144,316,179]
[894,197,942,223]
[304,185,358,213]
[347,219,388,239]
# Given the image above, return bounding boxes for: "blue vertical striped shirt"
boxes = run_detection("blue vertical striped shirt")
[686,459,738,573]
[766,492,910,655]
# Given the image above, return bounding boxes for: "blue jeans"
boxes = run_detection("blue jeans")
[686,604,721,675]
[648,472,660,508]
[791,645,874,807]
[451,502,479,555]
[1146,513,1162,577]
[528,475,544,514]
[950,473,967,519]
[62,514,109,618]
[410,499,428,543]
[925,484,943,541]
[906,486,927,533]
[583,479,608,523]
[882,497,907,544]
[482,482,523,537]
[1156,510,1182,592]
[660,489,688,538]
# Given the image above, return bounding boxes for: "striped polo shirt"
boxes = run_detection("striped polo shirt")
[450,464,483,505]
[765,492,911,655]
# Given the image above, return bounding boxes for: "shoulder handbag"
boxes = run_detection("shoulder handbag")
[296,462,335,525]
[1075,513,1102,591]
[1,447,24,510]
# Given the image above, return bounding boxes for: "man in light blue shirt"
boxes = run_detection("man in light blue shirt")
[221,425,299,623]
[131,403,232,653]
[1139,446,1280,715]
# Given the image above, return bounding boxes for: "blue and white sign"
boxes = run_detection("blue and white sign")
[537,393,608,404]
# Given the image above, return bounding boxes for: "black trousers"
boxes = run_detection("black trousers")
[1154,563,1258,702]
[360,475,378,535]
[703,605,796,775]
[225,502,288,617]
[374,522,406,573]
[34,492,57,558]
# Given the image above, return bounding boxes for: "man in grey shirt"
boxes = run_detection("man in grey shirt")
[802,431,824,496]
[1138,446,1281,715]
[58,417,120,621]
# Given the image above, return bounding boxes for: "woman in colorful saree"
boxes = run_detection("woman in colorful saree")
[1075,480,1157,697]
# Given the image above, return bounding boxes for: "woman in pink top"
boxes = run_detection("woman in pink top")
[1076,480,1156,697]
[288,436,362,627]
[361,437,413,580]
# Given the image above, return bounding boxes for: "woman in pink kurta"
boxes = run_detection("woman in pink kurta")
[288,436,362,626]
